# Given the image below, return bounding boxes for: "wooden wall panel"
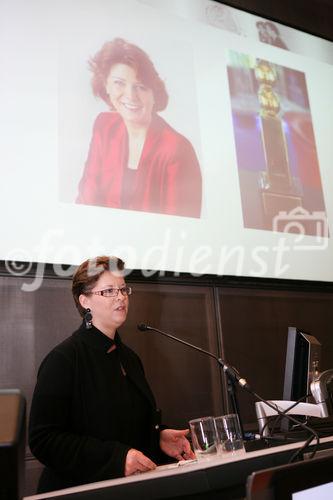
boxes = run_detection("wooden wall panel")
[120,282,224,428]
[218,287,333,425]
[1,276,224,430]
[0,277,36,411]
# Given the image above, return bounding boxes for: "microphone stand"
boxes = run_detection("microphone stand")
[226,377,244,438]
[137,323,320,460]
[138,324,249,439]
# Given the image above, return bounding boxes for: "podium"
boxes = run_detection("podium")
[24,435,333,500]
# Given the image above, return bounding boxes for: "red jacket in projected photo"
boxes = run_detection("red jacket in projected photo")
[76,112,202,218]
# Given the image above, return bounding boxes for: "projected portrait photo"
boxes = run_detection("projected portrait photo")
[227,51,328,236]
[75,38,202,218]
[256,21,288,50]
[205,3,241,34]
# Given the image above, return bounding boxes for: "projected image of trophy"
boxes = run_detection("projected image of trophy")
[255,59,302,225]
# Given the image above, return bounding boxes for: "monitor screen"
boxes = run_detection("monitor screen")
[293,481,333,499]
[283,327,321,403]
[247,454,333,500]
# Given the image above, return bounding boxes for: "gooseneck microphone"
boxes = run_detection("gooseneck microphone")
[138,323,320,461]
[137,323,250,390]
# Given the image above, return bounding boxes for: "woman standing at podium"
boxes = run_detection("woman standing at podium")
[29,256,194,492]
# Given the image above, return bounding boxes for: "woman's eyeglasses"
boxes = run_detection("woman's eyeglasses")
[87,286,132,297]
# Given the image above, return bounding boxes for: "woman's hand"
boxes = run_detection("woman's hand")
[159,429,195,461]
[124,448,157,476]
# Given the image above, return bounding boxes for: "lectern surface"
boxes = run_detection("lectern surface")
[24,435,333,500]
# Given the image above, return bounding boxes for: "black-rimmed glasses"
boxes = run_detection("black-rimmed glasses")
[87,286,132,298]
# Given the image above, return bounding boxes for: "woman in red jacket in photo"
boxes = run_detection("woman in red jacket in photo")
[76,38,202,218]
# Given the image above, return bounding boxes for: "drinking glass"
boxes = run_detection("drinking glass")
[189,416,218,460]
[214,413,245,455]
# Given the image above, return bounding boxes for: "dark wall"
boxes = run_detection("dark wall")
[218,284,333,422]
[1,269,333,435]
[220,0,333,41]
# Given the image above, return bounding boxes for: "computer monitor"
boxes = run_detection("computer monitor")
[0,389,26,500]
[283,327,321,403]
[247,454,333,499]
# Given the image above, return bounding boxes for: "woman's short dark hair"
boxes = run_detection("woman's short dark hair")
[89,38,168,112]
[72,256,125,317]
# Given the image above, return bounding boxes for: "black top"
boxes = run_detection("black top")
[29,322,164,492]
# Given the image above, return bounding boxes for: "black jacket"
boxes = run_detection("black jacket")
[29,322,163,492]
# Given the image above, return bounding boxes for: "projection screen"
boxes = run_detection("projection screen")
[1,0,332,282]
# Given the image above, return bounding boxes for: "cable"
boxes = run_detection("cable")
[259,394,311,439]
[253,391,319,462]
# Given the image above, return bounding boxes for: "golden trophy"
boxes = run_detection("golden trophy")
[255,59,302,227]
